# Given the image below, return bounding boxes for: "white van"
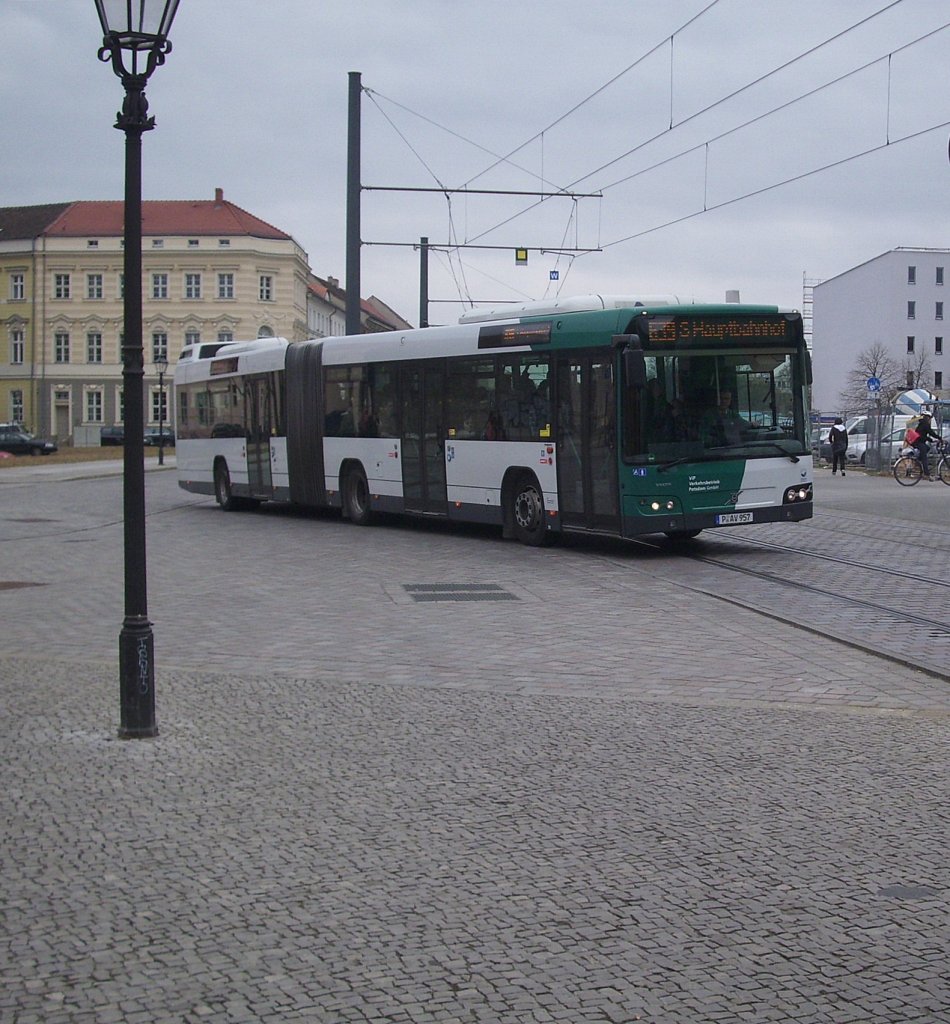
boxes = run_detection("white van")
[845,414,914,465]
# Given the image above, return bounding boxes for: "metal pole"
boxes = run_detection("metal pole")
[117,75,157,739]
[157,368,165,466]
[345,71,361,336]
[419,236,428,328]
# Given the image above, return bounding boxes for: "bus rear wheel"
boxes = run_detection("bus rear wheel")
[510,473,551,547]
[214,461,239,511]
[343,465,374,526]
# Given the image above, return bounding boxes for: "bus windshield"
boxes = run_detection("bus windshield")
[622,349,807,464]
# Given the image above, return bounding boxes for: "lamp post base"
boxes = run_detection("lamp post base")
[118,617,158,738]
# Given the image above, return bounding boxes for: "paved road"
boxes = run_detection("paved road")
[1,460,947,1023]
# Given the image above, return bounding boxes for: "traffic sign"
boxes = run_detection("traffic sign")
[866,377,881,393]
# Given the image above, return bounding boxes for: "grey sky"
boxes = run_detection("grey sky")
[4,0,950,326]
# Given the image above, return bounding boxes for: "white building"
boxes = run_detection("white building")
[811,248,946,413]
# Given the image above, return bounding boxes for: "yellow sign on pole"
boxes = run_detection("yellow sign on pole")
[515,247,528,265]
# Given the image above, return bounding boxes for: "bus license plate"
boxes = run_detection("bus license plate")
[717,512,753,525]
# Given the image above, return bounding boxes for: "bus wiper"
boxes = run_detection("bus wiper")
[657,457,692,472]
[748,441,800,462]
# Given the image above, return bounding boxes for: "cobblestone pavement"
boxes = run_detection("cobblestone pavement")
[1,464,948,1023]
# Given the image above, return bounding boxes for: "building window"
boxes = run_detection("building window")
[11,273,25,300]
[937,337,944,355]
[55,331,70,362]
[87,332,102,363]
[11,389,24,424]
[907,301,916,319]
[935,371,943,389]
[54,273,70,299]
[188,239,199,248]
[87,273,103,299]
[937,302,944,320]
[259,274,273,301]
[217,330,233,344]
[11,329,24,364]
[907,266,916,285]
[85,389,103,423]
[184,330,200,349]
[151,388,168,425]
[218,239,230,247]
[906,371,914,387]
[938,267,944,286]
[907,336,915,353]
[218,273,234,299]
[152,332,168,363]
[185,273,201,299]
[152,273,168,299]
[119,274,124,299]
[87,240,99,249]
[151,238,164,248]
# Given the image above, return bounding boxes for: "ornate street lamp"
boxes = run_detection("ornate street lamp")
[95,0,181,739]
[154,353,169,466]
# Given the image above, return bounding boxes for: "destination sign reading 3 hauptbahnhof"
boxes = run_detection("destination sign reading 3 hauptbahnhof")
[646,317,789,343]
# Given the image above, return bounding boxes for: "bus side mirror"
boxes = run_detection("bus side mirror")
[615,341,646,389]
[625,349,646,388]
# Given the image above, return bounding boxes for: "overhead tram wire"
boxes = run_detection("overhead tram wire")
[462,0,906,247]
[598,19,950,195]
[459,0,724,191]
[600,117,950,251]
[363,85,596,304]
[364,87,576,196]
[563,0,907,192]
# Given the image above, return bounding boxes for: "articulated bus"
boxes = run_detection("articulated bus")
[173,294,813,545]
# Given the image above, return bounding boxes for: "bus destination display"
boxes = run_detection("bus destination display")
[646,316,789,344]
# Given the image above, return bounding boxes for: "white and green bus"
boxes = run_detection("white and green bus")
[173,294,813,544]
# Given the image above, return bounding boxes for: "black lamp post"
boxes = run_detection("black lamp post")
[154,353,169,466]
[96,0,181,739]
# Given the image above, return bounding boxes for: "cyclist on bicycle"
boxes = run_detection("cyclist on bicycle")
[912,413,941,480]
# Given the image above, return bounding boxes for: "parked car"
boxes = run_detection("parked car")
[100,425,124,446]
[143,428,175,447]
[0,425,58,456]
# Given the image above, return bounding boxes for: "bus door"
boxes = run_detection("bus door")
[401,362,447,514]
[244,374,274,498]
[555,355,620,532]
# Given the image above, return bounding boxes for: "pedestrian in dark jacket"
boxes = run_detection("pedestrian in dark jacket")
[828,418,849,476]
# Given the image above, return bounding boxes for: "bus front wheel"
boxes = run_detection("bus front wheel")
[510,473,552,547]
[343,465,374,526]
[214,461,239,511]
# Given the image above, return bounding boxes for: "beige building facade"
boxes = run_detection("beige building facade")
[1,191,314,442]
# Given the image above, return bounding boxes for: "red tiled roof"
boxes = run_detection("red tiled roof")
[41,195,291,240]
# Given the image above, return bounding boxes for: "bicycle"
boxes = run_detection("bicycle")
[892,437,950,486]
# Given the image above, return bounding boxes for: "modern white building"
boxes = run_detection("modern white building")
[811,248,946,413]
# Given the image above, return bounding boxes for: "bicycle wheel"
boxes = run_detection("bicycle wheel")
[893,455,922,486]
[937,457,950,485]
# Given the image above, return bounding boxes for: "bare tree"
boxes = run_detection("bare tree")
[837,342,904,412]
[902,344,933,392]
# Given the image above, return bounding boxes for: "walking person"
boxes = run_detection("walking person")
[828,417,849,476]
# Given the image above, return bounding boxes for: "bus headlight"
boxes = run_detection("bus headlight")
[641,498,678,513]
[783,483,813,503]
